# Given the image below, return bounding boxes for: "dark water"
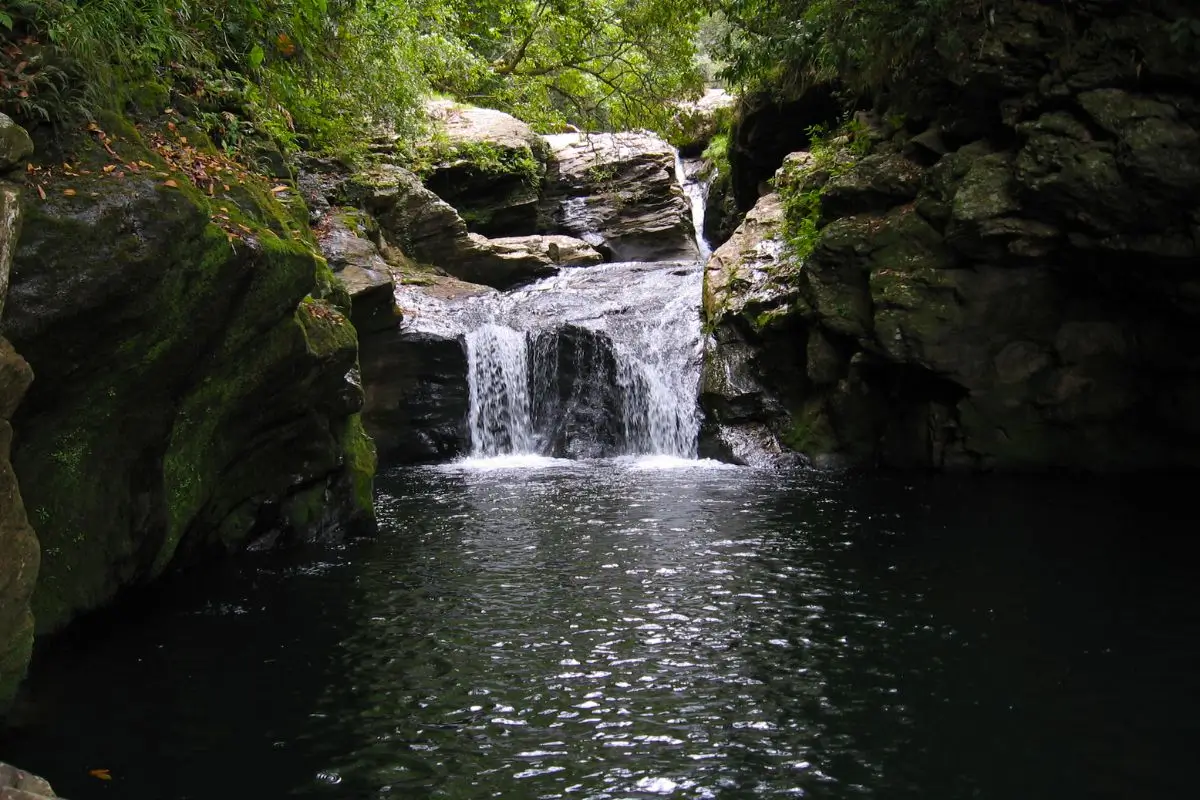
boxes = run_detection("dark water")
[4,460,1198,799]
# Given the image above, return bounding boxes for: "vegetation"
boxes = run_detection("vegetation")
[705,0,982,97]
[776,119,869,261]
[0,0,707,159]
[421,0,707,133]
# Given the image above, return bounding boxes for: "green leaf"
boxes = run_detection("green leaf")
[248,44,265,70]
[0,11,12,30]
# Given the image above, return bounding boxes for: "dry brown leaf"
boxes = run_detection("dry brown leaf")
[36,184,46,200]
[63,189,76,197]
[271,185,288,193]
[163,179,179,188]
[102,164,116,174]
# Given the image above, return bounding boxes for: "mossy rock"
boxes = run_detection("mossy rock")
[2,113,375,634]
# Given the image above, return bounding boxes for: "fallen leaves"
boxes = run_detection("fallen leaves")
[88,768,112,781]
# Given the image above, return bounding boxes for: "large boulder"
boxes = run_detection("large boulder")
[539,131,699,262]
[416,101,550,236]
[342,164,602,289]
[0,114,34,173]
[360,275,492,464]
[698,193,809,465]
[0,177,36,714]
[1,115,375,635]
[313,209,400,335]
[361,329,471,464]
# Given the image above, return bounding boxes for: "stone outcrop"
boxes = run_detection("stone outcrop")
[0,114,33,173]
[701,0,1200,471]
[0,763,56,799]
[361,275,497,464]
[728,87,841,211]
[1,176,36,713]
[341,163,602,289]
[0,116,376,640]
[669,89,735,156]
[540,131,698,262]
[699,194,809,466]
[417,101,550,236]
[313,209,400,336]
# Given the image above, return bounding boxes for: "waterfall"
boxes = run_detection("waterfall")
[460,261,703,460]
[436,142,713,463]
[675,155,713,262]
[465,325,537,456]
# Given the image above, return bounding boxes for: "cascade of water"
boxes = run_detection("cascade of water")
[675,154,713,261]
[465,325,538,456]
[454,147,708,461]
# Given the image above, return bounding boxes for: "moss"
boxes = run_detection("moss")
[777,121,872,262]
[11,108,376,633]
[339,414,377,518]
[781,401,841,455]
[408,137,544,188]
[124,80,171,116]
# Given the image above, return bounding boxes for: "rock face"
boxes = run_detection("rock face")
[0,178,36,714]
[0,114,34,172]
[0,119,375,638]
[702,0,1200,470]
[729,87,841,211]
[360,328,471,464]
[343,163,602,289]
[670,89,735,156]
[0,763,56,799]
[540,132,699,262]
[418,101,550,236]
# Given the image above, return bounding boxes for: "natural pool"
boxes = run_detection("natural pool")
[4,461,1197,799]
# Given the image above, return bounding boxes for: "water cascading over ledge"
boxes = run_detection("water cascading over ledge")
[353,133,715,466]
[460,259,704,460]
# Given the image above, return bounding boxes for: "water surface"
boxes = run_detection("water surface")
[4,463,1197,800]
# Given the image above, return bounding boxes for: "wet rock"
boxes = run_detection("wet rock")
[540,131,698,262]
[418,101,550,236]
[703,194,797,323]
[360,329,470,464]
[313,210,401,335]
[455,233,603,289]
[699,193,811,462]
[531,326,626,459]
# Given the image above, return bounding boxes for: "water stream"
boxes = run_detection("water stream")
[450,156,712,461]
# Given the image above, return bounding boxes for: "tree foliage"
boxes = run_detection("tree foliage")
[0,0,706,151]
[705,0,976,97]
[417,0,706,132]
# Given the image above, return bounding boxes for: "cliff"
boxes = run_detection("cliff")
[702,0,1200,470]
[0,107,376,709]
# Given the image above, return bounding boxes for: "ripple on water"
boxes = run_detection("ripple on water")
[4,469,1198,800]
